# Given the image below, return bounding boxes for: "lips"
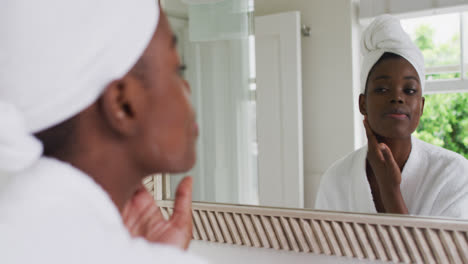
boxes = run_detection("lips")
[384,109,410,120]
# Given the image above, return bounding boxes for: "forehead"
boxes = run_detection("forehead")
[142,13,174,59]
[369,57,418,79]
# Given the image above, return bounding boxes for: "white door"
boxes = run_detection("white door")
[255,11,304,208]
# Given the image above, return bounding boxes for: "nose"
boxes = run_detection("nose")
[390,98,403,104]
[390,89,404,104]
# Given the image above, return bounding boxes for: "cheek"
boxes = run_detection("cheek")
[155,133,196,172]
[141,123,190,171]
[409,97,423,114]
[411,101,423,127]
[367,115,382,135]
[149,106,195,168]
[142,78,196,169]
[365,103,381,127]
[148,110,188,150]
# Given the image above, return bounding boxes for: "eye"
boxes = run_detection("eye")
[374,87,388,93]
[178,64,187,76]
[404,87,417,95]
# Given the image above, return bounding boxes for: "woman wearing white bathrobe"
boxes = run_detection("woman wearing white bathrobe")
[0,0,206,263]
[315,14,468,218]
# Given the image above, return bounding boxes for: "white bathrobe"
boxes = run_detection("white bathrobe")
[0,157,207,264]
[315,137,468,219]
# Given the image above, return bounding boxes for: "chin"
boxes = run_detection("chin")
[179,156,196,172]
[165,152,197,173]
[371,122,413,139]
[376,129,412,140]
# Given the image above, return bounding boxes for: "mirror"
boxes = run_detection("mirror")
[160,0,468,221]
[162,0,259,206]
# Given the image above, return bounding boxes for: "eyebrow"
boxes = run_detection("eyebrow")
[403,76,420,83]
[373,75,420,83]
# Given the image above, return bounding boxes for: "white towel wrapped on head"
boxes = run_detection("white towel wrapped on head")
[0,103,43,173]
[360,14,425,94]
[0,0,158,174]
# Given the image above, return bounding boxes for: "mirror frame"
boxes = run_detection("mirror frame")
[145,175,468,263]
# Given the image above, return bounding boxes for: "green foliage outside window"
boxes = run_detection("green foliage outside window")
[413,24,460,80]
[409,22,468,158]
[414,93,468,159]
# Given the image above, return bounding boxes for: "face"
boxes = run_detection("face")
[133,11,198,173]
[359,57,425,139]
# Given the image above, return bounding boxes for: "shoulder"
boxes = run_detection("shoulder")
[414,138,468,170]
[317,146,367,195]
[412,137,468,189]
[412,139,468,218]
[315,146,367,209]
[321,146,367,181]
[0,157,122,238]
[0,158,208,263]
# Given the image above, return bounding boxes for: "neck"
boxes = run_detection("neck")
[67,151,143,212]
[55,143,143,212]
[53,126,145,213]
[42,105,150,213]
[376,135,412,171]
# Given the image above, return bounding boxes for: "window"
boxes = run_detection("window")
[401,13,468,158]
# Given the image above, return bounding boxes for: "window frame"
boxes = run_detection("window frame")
[406,12,468,95]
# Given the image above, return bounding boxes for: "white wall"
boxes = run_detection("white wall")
[255,0,361,208]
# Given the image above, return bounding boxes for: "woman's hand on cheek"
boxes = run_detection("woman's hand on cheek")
[121,176,193,250]
[364,118,408,214]
[363,118,401,187]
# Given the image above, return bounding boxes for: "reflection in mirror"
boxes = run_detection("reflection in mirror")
[161,0,468,220]
[314,11,468,220]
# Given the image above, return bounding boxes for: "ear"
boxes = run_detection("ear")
[98,75,146,136]
[359,94,367,116]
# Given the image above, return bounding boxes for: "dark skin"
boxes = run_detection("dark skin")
[359,56,425,214]
[51,10,197,249]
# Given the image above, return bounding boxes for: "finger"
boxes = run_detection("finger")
[122,185,145,222]
[381,144,400,174]
[121,199,131,219]
[130,198,163,237]
[125,188,162,232]
[374,143,386,162]
[363,119,384,163]
[170,176,193,230]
